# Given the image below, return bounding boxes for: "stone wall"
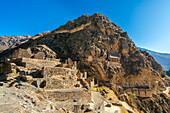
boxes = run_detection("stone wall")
[11,48,32,58]
[108,58,120,62]
[42,66,77,77]
[30,76,79,89]
[108,62,121,68]
[86,77,94,88]
[10,58,61,69]
[41,67,78,89]
[33,52,45,59]
[46,77,78,89]
[0,63,16,74]
[46,89,91,103]
[124,88,152,98]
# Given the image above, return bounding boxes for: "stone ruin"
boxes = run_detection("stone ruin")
[0,57,95,88]
[107,53,120,63]
[78,51,153,98]
[0,55,97,112]
[123,86,153,98]
[81,53,122,84]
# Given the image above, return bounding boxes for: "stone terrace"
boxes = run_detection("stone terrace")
[123,87,152,98]
[9,58,61,69]
[45,88,91,103]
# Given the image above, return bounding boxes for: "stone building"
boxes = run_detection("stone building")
[123,87,153,98]
[41,66,79,89]
[0,63,16,74]
[107,53,120,62]
[11,48,32,58]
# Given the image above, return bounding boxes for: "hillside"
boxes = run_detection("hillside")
[0,35,32,52]
[0,13,169,113]
[138,47,170,71]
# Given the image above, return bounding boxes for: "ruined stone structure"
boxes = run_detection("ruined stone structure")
[107,53,120,63]
[123,87,153,98]
[12,48,32,58]
[46,89,91,102]
[41,66,79,89]
[9,57,61,69]
[0,56,94,90]
[0,55,97,112]
[0,63,17,74]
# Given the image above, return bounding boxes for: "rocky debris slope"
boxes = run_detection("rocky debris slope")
[0,13,169,113]
[0,86,57,113]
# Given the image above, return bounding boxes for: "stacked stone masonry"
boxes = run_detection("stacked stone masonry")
[124,88,152,98]
[9,58,61,69]
[46,89,91,103]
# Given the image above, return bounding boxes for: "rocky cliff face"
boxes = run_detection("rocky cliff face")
[0,13,169,113]
[0,35,32,52]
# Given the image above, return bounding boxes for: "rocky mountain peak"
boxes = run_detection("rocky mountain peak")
[52,13,122,36]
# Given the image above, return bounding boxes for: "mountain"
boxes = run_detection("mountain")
[0,35,32,52]
[0,13,169,113]
[0,31,50,53]
[138,47,170,71]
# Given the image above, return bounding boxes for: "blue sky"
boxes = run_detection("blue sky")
[0,0,170,53]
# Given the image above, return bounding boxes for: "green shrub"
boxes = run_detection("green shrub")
[91,84,98,91]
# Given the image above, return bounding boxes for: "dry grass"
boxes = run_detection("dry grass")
[120,106,128,113]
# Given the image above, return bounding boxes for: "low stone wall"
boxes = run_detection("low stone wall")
[42,66,77,77]
[124,88,152,98]
[45,77,78,89]
[108,62,121,68]
[10,58,61,69]
[46,89,91,103]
